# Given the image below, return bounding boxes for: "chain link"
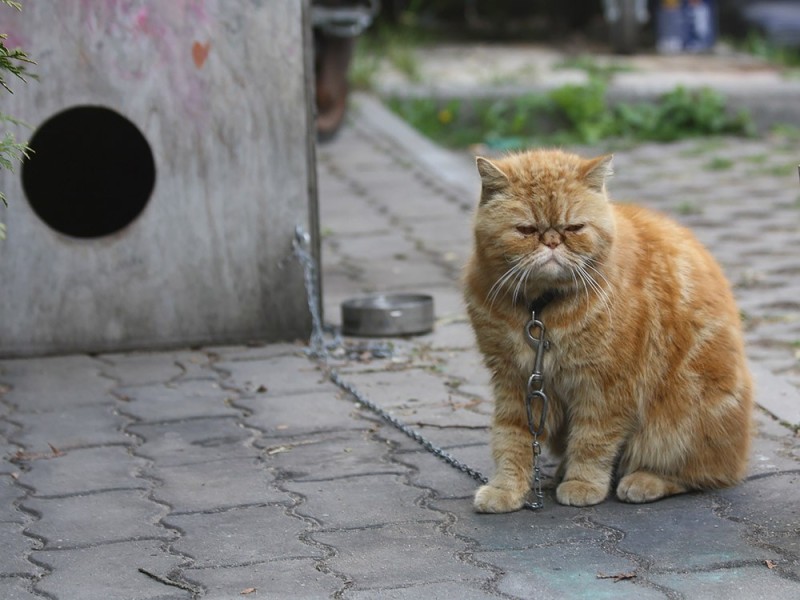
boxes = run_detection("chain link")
[524,310,550,510]
[293,226,543,510]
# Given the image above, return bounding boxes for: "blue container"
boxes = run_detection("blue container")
[657,0,717,53]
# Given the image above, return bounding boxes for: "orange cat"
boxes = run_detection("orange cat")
[463,149,753,512]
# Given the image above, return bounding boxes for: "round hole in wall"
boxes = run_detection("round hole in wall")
[22,105,156,239]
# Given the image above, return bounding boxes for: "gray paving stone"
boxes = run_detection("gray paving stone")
[32,540,192,600]
[715,473,800,559]
[11,404,130,452]
[0,356,113,412]
[215,354,328,397]
[97,352,191,386]
[361,263,451,292]
[432,497,604,551]
[751,361,800,427]
[185,558,342,599]
[380,398,491,430]
[165,504,321,568]
[0,473,25,523]
[240,389,366,437]
[24,490,168,549]
[19,446,147,497]
[207,343,305,363]
[345,580,498,599]
[0,577,41,600]
[479,543,664,600]
[381,436,494,499]
[335,368,456,410]
[286,473,430,530]
[0,522,40,575]
[260,430,405,481]
[116,379,240,423]
[129,417,252,467]
[648,565,799,599]
[151,455,286,513]
[313,522,483,589]
[590,495,766,570]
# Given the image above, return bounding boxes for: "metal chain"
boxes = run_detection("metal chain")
[292,226,543,510]
[524,311,551,510]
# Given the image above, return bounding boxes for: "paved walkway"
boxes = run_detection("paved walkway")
[1,94,799,599]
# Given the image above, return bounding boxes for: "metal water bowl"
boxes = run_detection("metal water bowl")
[341,293,434,337]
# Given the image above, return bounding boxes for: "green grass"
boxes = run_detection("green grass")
[553,54,635,81]
[350,25,427,89]
[738,33,800,69]
[388,79,755,149]
[704,157,734,171]
[676,201,703,215]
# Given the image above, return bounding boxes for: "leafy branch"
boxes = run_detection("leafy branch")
[0,0,35,238]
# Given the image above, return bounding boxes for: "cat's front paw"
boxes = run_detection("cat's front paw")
[473,484,525,513]
[556,480,608,507]
[617,471,687,503]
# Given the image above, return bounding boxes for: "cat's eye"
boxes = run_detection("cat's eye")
[564,224,585,232]
[516,225,538,236]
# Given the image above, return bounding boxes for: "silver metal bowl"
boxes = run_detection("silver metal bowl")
[341,293,434,337]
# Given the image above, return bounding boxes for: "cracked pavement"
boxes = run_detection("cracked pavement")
[1,95,799,599]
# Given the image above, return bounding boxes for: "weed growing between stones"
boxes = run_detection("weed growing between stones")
[387,79,754,150]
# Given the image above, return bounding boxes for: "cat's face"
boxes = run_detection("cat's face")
[473,150,616,305]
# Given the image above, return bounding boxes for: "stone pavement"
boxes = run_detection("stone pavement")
[1,94,800,599]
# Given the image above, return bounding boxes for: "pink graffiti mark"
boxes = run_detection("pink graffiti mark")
[192,41,211,68]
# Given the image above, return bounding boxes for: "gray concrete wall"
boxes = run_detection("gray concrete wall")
[0,0,319,356]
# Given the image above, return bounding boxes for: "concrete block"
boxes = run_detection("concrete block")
[239,390,367,437]
[11,404,129,452]
[164,504,321,568]
[129,417,252,467]
[286,474,429,530]
[431,497,604,551]
[116,378,240,422]
[260,431,405,482]
[0,522,40,576]
[590,495,765,570]
[18,446,146,497]
[32,540,192,600]
[0,356,112,412]
[0,0,319,356]
[649,566,799,599]
[24,490,167,549]
[185,560,341,599]
[215,354,326,397]
[479,543,662,600]
[151,456,287,513]
[0,474,25,524]
[345,581,499,600]
[0,578,42,600]
[313,523,481,589]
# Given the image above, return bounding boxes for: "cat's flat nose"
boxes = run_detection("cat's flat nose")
[542,231,560,248]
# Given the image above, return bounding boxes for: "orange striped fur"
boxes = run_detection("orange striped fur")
[463,149,753,512]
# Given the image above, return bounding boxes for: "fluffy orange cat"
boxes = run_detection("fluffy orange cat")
[463,149,753,512]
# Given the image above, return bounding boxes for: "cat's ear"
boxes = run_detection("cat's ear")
[582,154,614,194]
[476,157,509,204]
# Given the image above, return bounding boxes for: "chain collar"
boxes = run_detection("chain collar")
[523,301,553,510]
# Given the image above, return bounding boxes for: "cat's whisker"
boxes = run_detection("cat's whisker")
[572,265,591,307]
[511,259,532,306]
[577,263,613,319]
[584,262,613,294]
[487,259,527,308]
